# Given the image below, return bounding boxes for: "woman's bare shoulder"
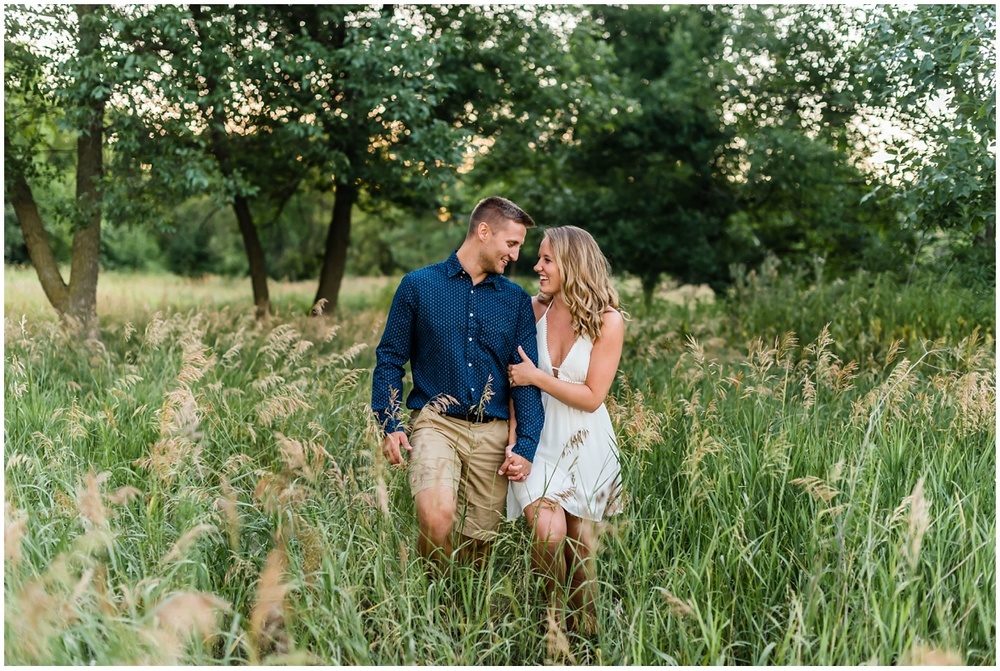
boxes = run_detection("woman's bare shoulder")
[531,295,547,322]
[601,307,625,329]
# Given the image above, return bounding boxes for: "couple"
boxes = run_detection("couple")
[371,196,625,629]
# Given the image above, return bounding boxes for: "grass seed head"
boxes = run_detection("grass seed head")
[251,547,292,659]
[5,502,28,566]
[657,588,695,618]
[162,523,219,565]
[76,470,112,527]
[901,643,963,666]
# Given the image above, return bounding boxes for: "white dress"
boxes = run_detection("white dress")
[507,305,622,522]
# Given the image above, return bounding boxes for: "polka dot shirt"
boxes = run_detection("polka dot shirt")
[372,251,544,462]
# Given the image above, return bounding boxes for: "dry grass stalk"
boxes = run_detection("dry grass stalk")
[902,477,931,571]
[146,591,231,663]
[253,373,286,393]
[250,547,293,660]
[106,486,142,506]
[260,323,301,365]
[295,524,325,577]
[7,580,58,661]
[657,588,695,618]
[77,470,112,527]
[275,432,312,480]
[63,398,93,441]
[683,427,723,493]
[256,394,312,427]
[144,311,168,350]
[332,342,369,366]
[884,338,903,367]
[5,501,28,567]
[332,367,366,395]
[900,643,963,666]
[561,428,590,457]
[375,474,391,518]
[424,393,459,416]
[5,452,34,471]
[789,475,839,503]
[947,370,996,437]
[162,523,219,565]
[544,604,576,665]
[216,476,241,551]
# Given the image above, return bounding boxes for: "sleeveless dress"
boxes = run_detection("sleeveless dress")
[507,304,622,522]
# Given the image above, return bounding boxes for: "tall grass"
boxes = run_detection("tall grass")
[4,266,995,664]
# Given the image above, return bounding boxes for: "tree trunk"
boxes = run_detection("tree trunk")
[9,174,70,313]
[9,5,104,340]
[191,3,272,321]
[68,54,105,339]
[312,181,356,316]
[233,194,272,319]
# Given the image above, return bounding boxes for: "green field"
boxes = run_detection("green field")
[4,266,995,665]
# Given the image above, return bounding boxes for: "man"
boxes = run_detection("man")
[371,196,544,565]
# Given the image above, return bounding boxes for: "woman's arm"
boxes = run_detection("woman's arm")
[507,397,518,446]
[509,310,624,413]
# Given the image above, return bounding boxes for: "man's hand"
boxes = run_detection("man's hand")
[382,430,411,467]
[498,445,531,482]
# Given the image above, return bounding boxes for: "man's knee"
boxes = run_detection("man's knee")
[415,487,457,540]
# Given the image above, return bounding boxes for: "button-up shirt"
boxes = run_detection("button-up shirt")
[371,251,543,462]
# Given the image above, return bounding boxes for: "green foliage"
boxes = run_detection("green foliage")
[4,271,994,665]
[852,5,996,242]
[482,5,739,295]
[5,3,994,303]
[100,221,165,272]
[733,126,906,275]
[721,255,995,366]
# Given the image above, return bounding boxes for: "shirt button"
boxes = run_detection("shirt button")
[469,313,473,317]
[468,362,472,367]
[468,337,472,342]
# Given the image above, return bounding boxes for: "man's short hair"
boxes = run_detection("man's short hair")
[467,196,536,237]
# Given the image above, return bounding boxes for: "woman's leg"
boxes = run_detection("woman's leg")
[523,498,568,608]
[564,513,598,634]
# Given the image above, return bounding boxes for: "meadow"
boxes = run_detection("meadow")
[4,263,996,665]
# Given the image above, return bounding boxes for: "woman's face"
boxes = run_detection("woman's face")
[533,237,562,295]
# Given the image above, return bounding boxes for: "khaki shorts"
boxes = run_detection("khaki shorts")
[408,409,510,540]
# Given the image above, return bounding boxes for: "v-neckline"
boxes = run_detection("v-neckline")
[542,303,578,377]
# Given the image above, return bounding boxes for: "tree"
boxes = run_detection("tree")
[269,4,595,314]
[115,4,584,316]
[721,5,903,274]
[113,4,318,319]
[5,5,117,337]
[851,5,996,255]
[483,5,739,299]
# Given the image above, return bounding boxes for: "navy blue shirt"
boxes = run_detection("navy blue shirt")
[371,251,544,462]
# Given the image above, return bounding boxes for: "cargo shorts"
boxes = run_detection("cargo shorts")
[407,409,510,540]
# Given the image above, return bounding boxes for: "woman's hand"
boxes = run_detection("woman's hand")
[508,345,539,388]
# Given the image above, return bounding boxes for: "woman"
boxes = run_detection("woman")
[505,225,626,633]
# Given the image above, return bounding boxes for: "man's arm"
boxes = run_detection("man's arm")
[508,292,543,462]
[371,276,416,464]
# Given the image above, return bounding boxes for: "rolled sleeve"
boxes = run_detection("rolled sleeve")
[510,294,543,462]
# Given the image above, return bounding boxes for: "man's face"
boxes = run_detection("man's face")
[478,219,527,274]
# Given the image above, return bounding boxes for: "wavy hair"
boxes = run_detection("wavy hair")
[542,226,626,342]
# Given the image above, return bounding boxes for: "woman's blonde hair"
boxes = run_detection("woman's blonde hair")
[542,225,626,342]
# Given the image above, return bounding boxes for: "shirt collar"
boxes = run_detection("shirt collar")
[445,251,500,288]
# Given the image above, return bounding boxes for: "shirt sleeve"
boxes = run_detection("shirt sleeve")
[371,274,416,434]
[510,292,543,462]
